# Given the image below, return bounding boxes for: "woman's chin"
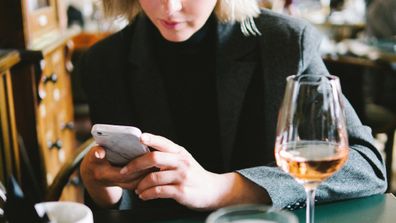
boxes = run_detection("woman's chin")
[159,30,195,42]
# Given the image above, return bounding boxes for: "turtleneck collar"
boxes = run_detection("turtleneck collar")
[151,14,216,52]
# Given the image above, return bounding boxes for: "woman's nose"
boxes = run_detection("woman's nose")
[161,0,182,15]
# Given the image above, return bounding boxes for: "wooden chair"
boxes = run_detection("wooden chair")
[0,182,5,219]
[45,138,95,201]
[0,50,21,189]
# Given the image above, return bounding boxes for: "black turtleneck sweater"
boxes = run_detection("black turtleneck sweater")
[152,16,223,173]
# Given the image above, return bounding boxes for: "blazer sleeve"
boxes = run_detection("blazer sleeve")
[238,23,387,209]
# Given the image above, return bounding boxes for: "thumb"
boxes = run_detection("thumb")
[89,145,106,163]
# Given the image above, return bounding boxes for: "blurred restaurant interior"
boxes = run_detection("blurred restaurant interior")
[0,0,395,212]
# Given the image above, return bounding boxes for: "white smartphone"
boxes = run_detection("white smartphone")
[91,124,150,166]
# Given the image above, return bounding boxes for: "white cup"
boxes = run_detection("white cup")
[35,201,93,223]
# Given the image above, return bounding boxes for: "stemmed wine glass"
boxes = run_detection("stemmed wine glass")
[275,74,349,223]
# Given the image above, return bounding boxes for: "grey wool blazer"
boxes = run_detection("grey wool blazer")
[80,9,387,210]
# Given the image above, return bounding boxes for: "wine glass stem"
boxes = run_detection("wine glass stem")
[305,187,316,223]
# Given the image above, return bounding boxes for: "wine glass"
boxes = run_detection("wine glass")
[275,74,349,223]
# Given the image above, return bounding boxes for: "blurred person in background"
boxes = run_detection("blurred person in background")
[366,0,396,39]
[365,0,396,115]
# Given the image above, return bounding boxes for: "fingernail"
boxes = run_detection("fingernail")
[141,133,150,143]
[120,167,128,175]
[95,150,105,159]
[134,190,139,194]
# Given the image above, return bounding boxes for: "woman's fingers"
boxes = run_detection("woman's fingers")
[119,133,194,175]
[85,134,197,192]
[140,133,186,154]
[84,145,158,190]
[135,170,181,193]
[138,185,182,201]
[117,178,143,190]
[120,151,182,175]
[86,146,132,184]
[119,167,156,182]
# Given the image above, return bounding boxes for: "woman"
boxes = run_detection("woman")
[79,0,386,211]
[367,0,396,39]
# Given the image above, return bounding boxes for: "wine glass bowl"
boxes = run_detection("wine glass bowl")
[275,74,349,222]
[276,141,348,189]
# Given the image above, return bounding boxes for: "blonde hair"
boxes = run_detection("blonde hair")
[102,0,261,35]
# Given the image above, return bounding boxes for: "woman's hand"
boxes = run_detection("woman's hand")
[80,146,150,207]
[120,133,271,210]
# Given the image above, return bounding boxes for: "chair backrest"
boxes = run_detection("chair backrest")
[45,138,95,201]
[0,181,5,219]
[0,50,21,189]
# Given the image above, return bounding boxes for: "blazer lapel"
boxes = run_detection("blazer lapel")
[127,15,175,139]
[216,23,258,170]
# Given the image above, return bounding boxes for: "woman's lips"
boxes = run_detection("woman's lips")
[160,19,183,30]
